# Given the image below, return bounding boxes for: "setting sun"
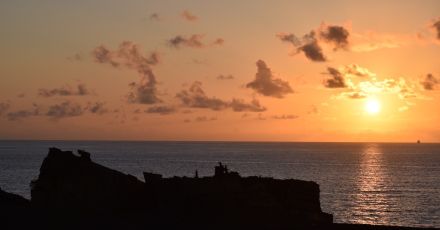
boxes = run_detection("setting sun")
[365,99,381,115]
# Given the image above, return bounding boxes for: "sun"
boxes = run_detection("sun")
[365,98,381,114]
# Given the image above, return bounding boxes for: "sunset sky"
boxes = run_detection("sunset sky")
[1,0,439,142]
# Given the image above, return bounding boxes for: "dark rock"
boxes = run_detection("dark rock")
[31,148,147,214]
[0,187,29,208]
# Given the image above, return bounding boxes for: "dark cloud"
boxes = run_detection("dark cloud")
[230,99,266,112]
[92,41,161,104]
[85,102,109,115]
[277,31,326,62]
[276,33,301,46]
[421,74,439,90]
[433,19,440,40]
[277,24,349,61]
[176,81,266,112]
[168,34,224,49]
[272,114,299,120]
[127,78,161,104]
[168,34,204,48]
[0,102,10,115]
[323,67,347,88]
[246,60,293,98]
[145,105,177,115]
[6,104,40,121]
[298,40,327,62]
[176,81,228,110]
[216,74,234,80]
[181,10,198,21]
[39,83,90,97]
[46,101,84,119]
[320,25,350,50]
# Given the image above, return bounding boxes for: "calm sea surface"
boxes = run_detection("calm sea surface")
[0,141,439,227]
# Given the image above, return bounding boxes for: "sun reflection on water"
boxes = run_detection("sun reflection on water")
[353,143,395,225]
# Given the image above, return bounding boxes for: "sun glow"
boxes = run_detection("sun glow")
[365,98,381,115]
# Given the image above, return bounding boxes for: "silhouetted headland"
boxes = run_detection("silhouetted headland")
[1,148,438,230]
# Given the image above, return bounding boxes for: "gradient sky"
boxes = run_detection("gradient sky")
[1,0,439,142]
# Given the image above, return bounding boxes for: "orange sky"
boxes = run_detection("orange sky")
[0,1,439,142]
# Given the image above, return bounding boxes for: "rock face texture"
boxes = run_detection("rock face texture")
[29,148,332,228]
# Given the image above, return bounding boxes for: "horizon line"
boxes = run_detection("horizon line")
[0,139,438,144]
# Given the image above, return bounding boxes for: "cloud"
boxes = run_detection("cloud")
[298,40,327,62]
[327,65,420,101]
[46,101,84,119]
[272,114,299,120]
[340,91,367,99]
[6,104,40,121]
[276,33,301,46]
[230,98,266,112]
[145,105,176,115]
[168,34,224,48]
[246,60,293,98]
[277,24,350,61]
[176,81,228,110]
[278,31,327,62]
[216,74,234,80]
[433,18,440,40]
[342,64,376,78]
[323,67,347,88]
[421,73,439,90]
[38,83,90,97]
[92,41,161,104]
[127,78,161,104]
[85,102,109,115]
[176,81,266,112]
[181,10,198,21]
[319,25,350,50]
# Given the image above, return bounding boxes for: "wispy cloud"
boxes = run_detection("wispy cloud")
[176,81,266,112]
[181,10,198,21]
[92,41,161,104]
[38,83,90,97]
[168,34,224,49]
[145,105,177,115]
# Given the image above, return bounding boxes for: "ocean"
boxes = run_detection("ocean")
[0,140,439,228]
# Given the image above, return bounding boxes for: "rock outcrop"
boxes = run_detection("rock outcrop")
[28,148,332,229]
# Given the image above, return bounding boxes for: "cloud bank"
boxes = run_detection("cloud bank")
[176,81,266,112]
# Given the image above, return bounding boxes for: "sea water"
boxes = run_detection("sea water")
[0,140,439,227]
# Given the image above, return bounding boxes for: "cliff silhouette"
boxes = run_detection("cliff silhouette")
[1,148,438,230]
